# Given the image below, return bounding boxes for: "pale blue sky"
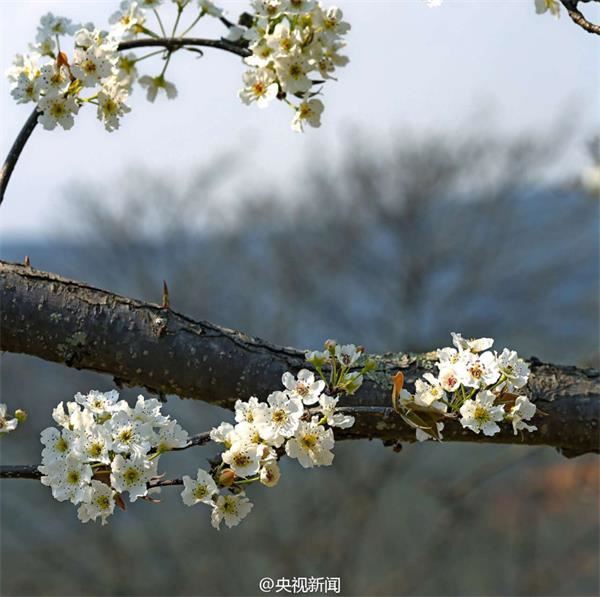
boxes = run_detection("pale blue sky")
[1,0,599,239]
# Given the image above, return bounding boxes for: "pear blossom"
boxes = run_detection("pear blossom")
[75,389,120,414]
[260,461,281,487]
[239,68,279,108]
[139,75,177,102]
[97,81,131,131]
[496,348,530,391]
[36,13,78,43]
[459,390,505,436]
[254,391,303,446]
[234,396,267,425]
[38,64,70,97]
[154,419,189,452]
[462,351,500,388]
[508,396,537,435]
[181,469,218,506]
[198,0,223,16]
[77,480,116,525]
[318,394,355,428]
[451,332,494,354]
[109,1,146,40]
[282,369,325,405]
[109,410,153,457]
[286,416,335,468]
[275,55,312,95]
[40,427,74,462]
[37,94,80,130]
[535,0,561,17]
[0,404,19,434]
[222,441,261,477]
[291,98,324,132]
[39,454,93,504]
[110,454,157,502]
[335,343,362,367]
[72,47,115,87]
[211,493,254,530]
[210,421,235,446]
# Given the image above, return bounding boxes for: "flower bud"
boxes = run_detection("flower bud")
[324,339,337,352]
[218,468,236,487]
[14,409,27,423]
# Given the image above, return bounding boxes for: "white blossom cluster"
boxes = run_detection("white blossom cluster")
[395,333,537,442]
[235,0,350,131]
[424,0,562,18]
[182,344,362,529]
[6,1,350,134]
[38,390,188,525]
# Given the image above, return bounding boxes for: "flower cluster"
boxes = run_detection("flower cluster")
[6,14,133,131]
[236,0,350,131]
[38,390,188,525]
[7,1,350,134]
[182,342,362,529]
[393,333,537,442]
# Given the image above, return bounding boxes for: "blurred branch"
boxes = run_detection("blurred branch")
[560,0,600,34]
[1,260,599,456]
[0,37,250,207]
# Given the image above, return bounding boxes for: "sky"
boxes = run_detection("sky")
[0,0,599,240]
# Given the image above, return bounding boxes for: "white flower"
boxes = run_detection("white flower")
[334,343,361,367]
[74,390,120,415]
[285,417,335,468]
[36,13,77,43]
[275,55,312,95]
[222,441,261,477]
[251,0,285,19]
[109,1,146,40]
[230,421,266,447]
[73,426,112,464]
[115,54,138,91]
[155,419,189,452]
[199,0,223,16]
[6,53,41,86]
[239,68,279,108]
[451,332,494,354]
[181,469,218,506]
[535,0,560,17]
[318,394,355,429]
[211,493,253,530]
[38,64,70,97]
[414,373,447,408]
[255,391,303,445]
[40,427,74,462]
[37,94,80,131]
[437,365,462,393]
[266,22,302,56]
[286,0,316,14]
[40,454,93,504]
[110,454,157,502]
[291,97,324,132]
[72,47,115,88]
[508,396,537,435]
[138,75,177,102]
[234,396,268,425]
[77,480,115,525]
[496,348,529,391]
[130,395,170,427]
[260,461,281,487]
[459,390,505,436]
[0,404,18,434]
[463,351,500,388]
[315,6,351,39]
[210,421,235,446]
[282,369,324,405]
[108,410,153,458]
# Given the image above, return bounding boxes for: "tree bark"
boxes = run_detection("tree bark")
[1,260,598,456]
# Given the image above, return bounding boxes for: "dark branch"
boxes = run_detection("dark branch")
[0,37,250,207]
[560,0,600,34]
[1,260,599,457]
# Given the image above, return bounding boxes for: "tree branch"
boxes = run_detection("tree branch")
[1,260,598,456]
[560,0,600,34]
[0,37,250,207]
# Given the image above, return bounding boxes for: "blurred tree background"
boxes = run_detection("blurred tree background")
[1,128,598,596]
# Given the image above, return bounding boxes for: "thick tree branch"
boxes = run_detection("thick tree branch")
[0,37,250,207]
[1,261,598,457]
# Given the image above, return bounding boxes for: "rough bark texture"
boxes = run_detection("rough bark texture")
[1,260,598,456]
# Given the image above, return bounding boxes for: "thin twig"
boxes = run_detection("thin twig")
[0,37,250,207]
